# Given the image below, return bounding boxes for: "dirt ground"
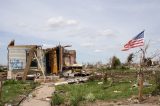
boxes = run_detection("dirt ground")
[19,82,160,106]
[19,75,160,106]
[83,95,160,106]
[20,82,55,106]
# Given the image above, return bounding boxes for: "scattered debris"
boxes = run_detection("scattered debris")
[54,77,89,86]
[98,82,103,85]
[28,94,33,99]
[127,96,139,104]
[54,81,68,86]
[45,97,51,101]
[132,81,152,88]
[7,40,84,83]
[113,90,121,93]
[132,83,138,88]
[143,81,152,87]
[4,103,12,106]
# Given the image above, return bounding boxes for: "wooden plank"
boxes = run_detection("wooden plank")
[138,71,144,101]
[34,52,46,82]
[22,47,36,81]
[53,49,58,74]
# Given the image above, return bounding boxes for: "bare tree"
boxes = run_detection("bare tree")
[111,56,121,69]
[137,41,160,101]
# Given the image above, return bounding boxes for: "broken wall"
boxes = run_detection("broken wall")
[63,50,76,66]
[8,46,33,71]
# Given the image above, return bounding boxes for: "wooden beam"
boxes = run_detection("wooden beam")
[53,49,58,74]
[34,52,46,82]
[22,46,36,81]
[138,71,144,101]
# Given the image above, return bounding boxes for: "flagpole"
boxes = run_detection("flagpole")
[138,48,144,101]
[138,30,145,101]
[122,30,145,101]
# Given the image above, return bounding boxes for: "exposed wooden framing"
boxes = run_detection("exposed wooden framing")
[53,48,58,74]
[60,46,63,73]
[34,52,46,82]
[22,46,36,81]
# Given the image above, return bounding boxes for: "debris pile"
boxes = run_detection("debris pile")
[7,40,84,81]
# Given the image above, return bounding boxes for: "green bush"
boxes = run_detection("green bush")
[52,93,64,105]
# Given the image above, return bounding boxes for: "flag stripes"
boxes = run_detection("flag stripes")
[122,31,144,51]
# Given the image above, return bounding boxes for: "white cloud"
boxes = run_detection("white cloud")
[99,29,115,37]
[105,45,119,50]
[42,43,56,49]
[156,39,160,43]
[150,39,160,45]
[94,49,103,53]
[80,42,94,48]
[0,0,159,64]
[93,45,119,53]
[17,22,28,28]
[47,16,79,29]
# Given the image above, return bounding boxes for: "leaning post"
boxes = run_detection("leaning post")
[138,49,145,101]
[0,80,2,101]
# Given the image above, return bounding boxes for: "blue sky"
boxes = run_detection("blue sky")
[0,0,160,65]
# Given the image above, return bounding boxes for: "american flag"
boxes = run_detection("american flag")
[122,31,144,51]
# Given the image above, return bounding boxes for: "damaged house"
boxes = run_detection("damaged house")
[7,40,81,80]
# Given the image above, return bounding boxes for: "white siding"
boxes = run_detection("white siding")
[8,47,31,71]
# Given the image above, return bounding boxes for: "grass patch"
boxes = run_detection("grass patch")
[52,80,155,106]
[97,66,137,73]
[51,93,64,105]
[0,80,39,105]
